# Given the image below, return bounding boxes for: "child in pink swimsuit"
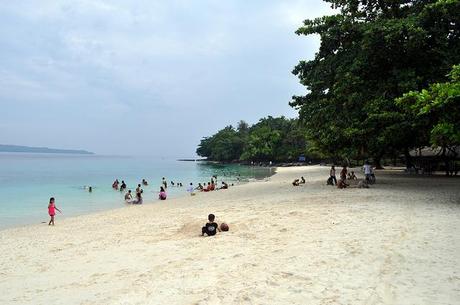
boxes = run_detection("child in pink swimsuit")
[48,197,62,226]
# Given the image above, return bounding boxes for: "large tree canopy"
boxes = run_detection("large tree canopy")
[291,0,460,164]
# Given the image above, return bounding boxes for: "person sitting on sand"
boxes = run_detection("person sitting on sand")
[142,179,148,186]
[48,197,62,226]
[201,214,221,236]
[337,179,349,189]
[196,183,204,191]
[159,186,167,200]
[220,181,228,189]
[124,190,133,203]
[133,191,143,204]
[300,176,306,184]
[292,179,300,186]
[347,171,357,180]
[210,181,216,191]
[203,182,211,192]
[329,166,337,185]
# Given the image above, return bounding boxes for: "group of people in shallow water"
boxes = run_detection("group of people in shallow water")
[194,178,230,193]
[118,178,164,204]
[48,174,236,226]
[114,175,232,204]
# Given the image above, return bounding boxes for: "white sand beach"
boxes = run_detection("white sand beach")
[0,166,459,305]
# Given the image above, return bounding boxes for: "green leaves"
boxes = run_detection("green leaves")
[292,0,460,161]
[397,65,460,148]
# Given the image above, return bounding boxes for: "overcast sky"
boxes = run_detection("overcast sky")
[0,0,332,157]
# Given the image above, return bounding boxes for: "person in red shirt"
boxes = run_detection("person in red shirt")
[48,197,62,226]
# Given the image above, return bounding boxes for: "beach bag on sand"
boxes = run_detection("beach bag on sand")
[326,177,333,185]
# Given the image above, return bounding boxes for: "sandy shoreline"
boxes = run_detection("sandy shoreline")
[1,166,459,305]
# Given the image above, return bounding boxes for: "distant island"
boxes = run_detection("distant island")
[0,144,94,155]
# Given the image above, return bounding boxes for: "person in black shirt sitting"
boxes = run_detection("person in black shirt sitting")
[201,214,221,236]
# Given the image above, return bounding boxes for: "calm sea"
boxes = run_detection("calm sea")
[0,153,275,229]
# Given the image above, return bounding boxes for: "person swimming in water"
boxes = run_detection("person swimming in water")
[133,191,143,204]
[124,190,133,203]
[112,179,119,190]
[136,184,143,195]
[159,186,167,200]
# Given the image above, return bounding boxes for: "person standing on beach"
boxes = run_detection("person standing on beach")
[187,183,195,194]
[363,161,373,181]
[340,166,348,181]
[48,197,61,226]
[330,166,337,185]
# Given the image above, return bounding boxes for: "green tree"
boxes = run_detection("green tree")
[291,0,460,166]
[397,65,460,174]
[196,126,244,161]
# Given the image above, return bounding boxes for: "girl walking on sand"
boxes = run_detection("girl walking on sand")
[48,197,62,226]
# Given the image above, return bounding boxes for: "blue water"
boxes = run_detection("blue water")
[0,153,275,229]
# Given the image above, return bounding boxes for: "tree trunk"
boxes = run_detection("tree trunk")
[441,147,450,176]
[444,159,451,176]
[404,147,414,169]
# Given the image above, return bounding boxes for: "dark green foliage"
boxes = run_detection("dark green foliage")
[196,117,308,162]
[397,65,460,155]
[196,126,244,162]
[291,0,460,162]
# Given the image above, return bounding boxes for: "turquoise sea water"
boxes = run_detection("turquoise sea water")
[0,153,275,229]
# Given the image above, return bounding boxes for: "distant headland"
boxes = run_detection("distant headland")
[0,144,94,155]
